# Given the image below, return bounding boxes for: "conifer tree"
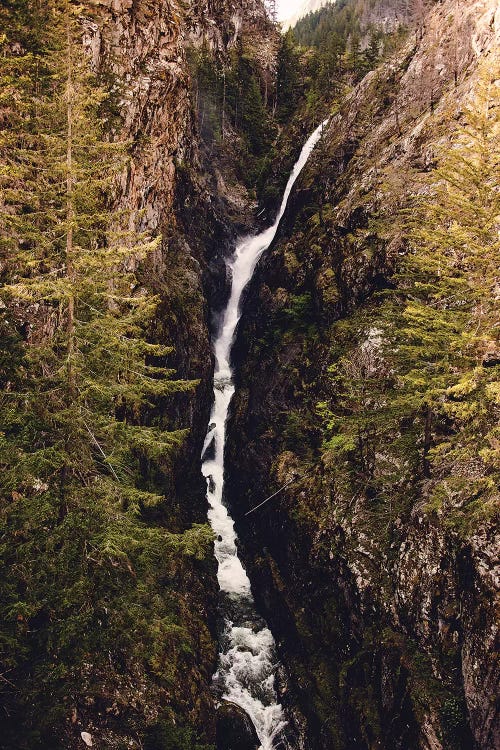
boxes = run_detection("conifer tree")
[237,55,269,154]
[320,65,499,510]
[276,30,300,122]
[388,67,500,475]
[0,3,212,739]
[0,0,196,517]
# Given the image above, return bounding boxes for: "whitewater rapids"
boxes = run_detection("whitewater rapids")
[201,120,328,749]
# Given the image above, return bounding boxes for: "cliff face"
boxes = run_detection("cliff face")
[226,1,499,748]
[71,1,278,746]
[0,0,276,747]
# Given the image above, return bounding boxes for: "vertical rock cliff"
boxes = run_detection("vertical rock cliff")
[226,1,499,748]
[0,0,277,747]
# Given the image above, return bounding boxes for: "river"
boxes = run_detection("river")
[201,120,328,750]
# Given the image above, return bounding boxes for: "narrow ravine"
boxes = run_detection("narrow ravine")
[201,120,328,749]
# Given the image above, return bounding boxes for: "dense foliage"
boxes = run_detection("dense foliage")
[188,40,277,188]
[0,1,215,746]
[320,72,499,538]
[290,0,407,111]
[250,0,409,217]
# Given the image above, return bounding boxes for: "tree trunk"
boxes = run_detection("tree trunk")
[66,3,75,396]
[423,404,433,478]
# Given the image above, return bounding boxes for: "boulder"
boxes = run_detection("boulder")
[482,350,500,367]
[216,701,260,750]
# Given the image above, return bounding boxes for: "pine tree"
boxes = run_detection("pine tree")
[276,30,300,123]
[386,65,500,478]
[237,56,269,154]
[190,40,223,144]
[320,65,499,518]
[363,32,380,70]
[317,32,345,95]
[346,30,363,78]
[2,0,195,492]
[0,2,212,739]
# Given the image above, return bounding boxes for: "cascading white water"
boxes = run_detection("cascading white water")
[201,120,328,750]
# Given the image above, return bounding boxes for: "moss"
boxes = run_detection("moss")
[439,696,472,750]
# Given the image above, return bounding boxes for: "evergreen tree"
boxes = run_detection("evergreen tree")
[189,40,274,176]
[0,0,195,505]
[317,32,345,95]
[276,30,300,123]
[290,2,393,109]
[237,55,270,154]
[0,4,212,739]
[190,40,223,144]
[363,32,380,69]
[346,30,362,77]
[320,65,499,518]
[388,67,500,474]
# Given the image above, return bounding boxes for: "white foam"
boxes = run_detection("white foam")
[202,120,329,749]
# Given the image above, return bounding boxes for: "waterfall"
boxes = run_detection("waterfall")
[201,120,328,749]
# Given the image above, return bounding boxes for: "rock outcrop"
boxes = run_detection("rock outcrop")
[226,1,499,748]
[216,702,261,750]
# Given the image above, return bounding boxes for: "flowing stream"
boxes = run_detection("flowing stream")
[201,120,328,749]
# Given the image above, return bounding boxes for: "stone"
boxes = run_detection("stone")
[482,350,500,367]
[216,701,260,750]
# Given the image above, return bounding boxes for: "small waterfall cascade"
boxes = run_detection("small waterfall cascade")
[201,120,328,749]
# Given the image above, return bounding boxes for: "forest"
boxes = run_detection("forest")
[0,0,498,748]
[0,1,214,747]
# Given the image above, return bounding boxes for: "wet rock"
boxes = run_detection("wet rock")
[224,2,500,748]
[482,350,500,367]
[216,701,260,750]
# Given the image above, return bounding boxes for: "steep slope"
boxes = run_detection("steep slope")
[291,0,411,37]
[226,1,499,748]
[0,0,277,748]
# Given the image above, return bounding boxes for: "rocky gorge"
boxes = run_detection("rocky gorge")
[0,0,498,748]
[227,1,500,748]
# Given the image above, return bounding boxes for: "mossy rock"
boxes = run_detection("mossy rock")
[216,702,259,750]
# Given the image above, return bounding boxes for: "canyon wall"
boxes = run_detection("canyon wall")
[0,0,276,747]
[69,1,278,746]
[227,1,499,748]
